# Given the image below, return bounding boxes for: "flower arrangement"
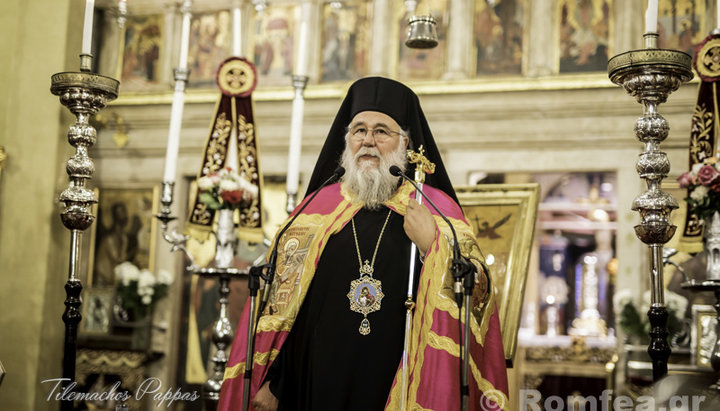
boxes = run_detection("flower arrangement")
[113,261,173,321]
[677,158,720,221]
[197,167,258,210]
[613,289,688,345]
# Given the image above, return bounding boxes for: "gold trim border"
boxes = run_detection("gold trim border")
[607,48,693,76]
[455,183,540,366]
[110,73,655,106]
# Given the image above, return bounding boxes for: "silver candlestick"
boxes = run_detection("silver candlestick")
[608,33,693,381]
[156,180,196,268]
[50,54,119,411]
[195,267,247,409]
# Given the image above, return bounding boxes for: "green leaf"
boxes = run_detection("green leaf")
[199,192,221,210]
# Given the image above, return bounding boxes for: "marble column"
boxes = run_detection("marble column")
[232,0,254,58]
[97,9,122,78]
[369,0,393,77]
[525,0,554,77]
[612,0,644,56]
[443,0,474,80]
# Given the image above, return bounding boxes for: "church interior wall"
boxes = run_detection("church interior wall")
[0,0,713,408]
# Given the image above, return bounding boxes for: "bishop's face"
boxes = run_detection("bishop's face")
[347,111,408,170]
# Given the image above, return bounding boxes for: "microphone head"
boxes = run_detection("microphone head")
[389,165,402,177]
[334,166,346,179]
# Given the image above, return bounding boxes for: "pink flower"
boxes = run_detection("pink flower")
[221,189,244,205]
[677,172,694,188]
[697,165,720,186]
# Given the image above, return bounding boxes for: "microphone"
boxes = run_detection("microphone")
[390,165,475,308]
[257,166,345,315]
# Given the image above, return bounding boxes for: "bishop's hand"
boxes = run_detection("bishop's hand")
[403,198,437,256]
[252,381,278,411]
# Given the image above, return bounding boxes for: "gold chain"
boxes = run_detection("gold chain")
[351,209,392,275]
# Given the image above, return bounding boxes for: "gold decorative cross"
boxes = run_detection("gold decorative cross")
[225,68,248,90]
[407,145,435,184]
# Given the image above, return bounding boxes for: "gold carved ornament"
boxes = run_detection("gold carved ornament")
[186,57,264,243]
[680,33,720,244]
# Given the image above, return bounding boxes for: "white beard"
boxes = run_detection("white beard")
[340,138,408,209]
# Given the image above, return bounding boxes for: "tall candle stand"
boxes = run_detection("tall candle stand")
[50,54,119,411]
[157,185,249,410]
[608,33,693,381]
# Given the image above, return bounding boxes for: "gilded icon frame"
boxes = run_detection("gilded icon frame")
[80,287,114,335]
[456,183,540,366]
[90,187,159,288]
[691,304,717,368]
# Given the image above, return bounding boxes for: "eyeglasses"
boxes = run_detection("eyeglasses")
[348,125,403,143]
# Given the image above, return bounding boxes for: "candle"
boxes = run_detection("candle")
[226,129,238,172]
[717,0,720,30]
[295,3,311,76]
[163,91,184,182]
[645,0,658,34]
[82,0,95,55]
[162,0,192,183]
[178,1,192,69]
[232,5,242,56]
[286,89,305,196]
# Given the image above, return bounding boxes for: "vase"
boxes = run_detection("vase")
[215,208,236,268]
[130,316,152,351]
[705,211,720,281]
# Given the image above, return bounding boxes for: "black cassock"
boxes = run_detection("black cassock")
[266,206,421,410]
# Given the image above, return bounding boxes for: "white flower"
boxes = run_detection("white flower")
[197,176,215,191]
[640,290,652,315]
[138,269,156,289]
[612,288,635,314]
[692,163,704,174]
[142,295,152,305]
[219,178,240,192]
[690,185,709,202]
[665,290,689,319]
[139,285,155,297]
[157,269,173,285]
[240,178,258,197]
[114,261,140,286]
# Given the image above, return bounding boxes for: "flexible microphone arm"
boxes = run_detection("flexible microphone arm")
[257,166,346,316]
[390,166,474,308]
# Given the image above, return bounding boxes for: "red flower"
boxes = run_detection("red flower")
[677,171,694,188]
[221,189,244,204]
[697,165,720,186]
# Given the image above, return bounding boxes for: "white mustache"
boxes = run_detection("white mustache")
[354,147,381,160]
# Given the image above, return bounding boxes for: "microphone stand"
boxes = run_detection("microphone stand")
[241,167,344,411]
[391,165,475,411]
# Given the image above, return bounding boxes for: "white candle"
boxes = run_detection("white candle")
[295,3,311,76]
[232,4,242,56]
[178,1,192,69]
[226,128,238,172]
[163,0,192,183]
[82,0,95,55]
[286,89,305,196]
[717,0,720,30]
[163,89,185,182]
[645,0,658,34]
